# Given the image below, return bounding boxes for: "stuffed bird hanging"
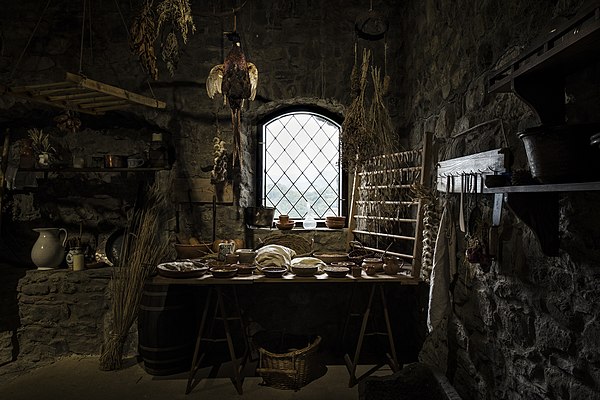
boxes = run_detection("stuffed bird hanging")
[206,32,258,168]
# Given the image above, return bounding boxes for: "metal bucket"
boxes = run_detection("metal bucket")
[518,124,600,183]
[244,206,275,227]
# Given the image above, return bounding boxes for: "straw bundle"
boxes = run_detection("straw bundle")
[99,182,171,371]
[341,48,372,171]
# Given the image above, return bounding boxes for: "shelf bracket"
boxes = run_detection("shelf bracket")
[505,192,559,256]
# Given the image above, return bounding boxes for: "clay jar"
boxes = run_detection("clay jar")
[362,257,383,276]
[278,215,289,224]
[383,256,403,275]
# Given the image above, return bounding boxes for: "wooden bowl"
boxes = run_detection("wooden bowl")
[236,263,256,275]
[313,252,349,264]
[290,264,319,277]
[174,243,212,259]
[276,221,295,230]
[261,266,288,278]
[209,266,238,278]
[324,266,350,278]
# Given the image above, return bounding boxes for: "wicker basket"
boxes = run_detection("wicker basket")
[256,234,314,256]
[255,333,322,390]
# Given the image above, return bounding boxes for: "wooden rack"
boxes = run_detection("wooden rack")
[347,132,433,281]
[0,72,166,115]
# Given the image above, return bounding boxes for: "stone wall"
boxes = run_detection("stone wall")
[398,0,600,399]
[0,267,141,379]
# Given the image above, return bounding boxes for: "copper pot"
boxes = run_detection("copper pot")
[104,155,127,168]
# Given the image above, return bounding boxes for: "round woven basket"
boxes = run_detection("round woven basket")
[256,234,314,256]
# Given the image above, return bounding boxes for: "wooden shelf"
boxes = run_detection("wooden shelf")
[487,2,600,124]
[483,181,600,193]
[19,167,167,173]
[1,72,166,115]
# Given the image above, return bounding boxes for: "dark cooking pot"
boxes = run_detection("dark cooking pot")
[244,206,275,227]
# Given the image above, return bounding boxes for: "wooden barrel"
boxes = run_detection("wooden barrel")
[138,283,197,376]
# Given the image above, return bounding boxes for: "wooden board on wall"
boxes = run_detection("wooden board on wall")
[174,178,233,204]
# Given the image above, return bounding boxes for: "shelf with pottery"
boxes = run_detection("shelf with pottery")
[436,149,600,256]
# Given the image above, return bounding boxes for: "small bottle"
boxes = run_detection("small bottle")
[302,200,317,230]
[148,132,167,168]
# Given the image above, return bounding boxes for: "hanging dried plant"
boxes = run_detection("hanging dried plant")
[341,48,372,172]
[156,0,196,44]
[130,0,159,80]
[211,119,228,184]
[54,110,82,133]
[368,66,396,154]
[161,31,179,77]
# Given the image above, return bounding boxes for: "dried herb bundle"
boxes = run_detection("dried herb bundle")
[156,0,195,77]
[156,0,195,44]
[131,0,196,79]
[341,48,371,172]
[98,182,171,371]
[130,0,159,80]
[368,66,396,154]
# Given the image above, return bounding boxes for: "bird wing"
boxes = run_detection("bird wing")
[247,62,258,101]
[206,64,224,99]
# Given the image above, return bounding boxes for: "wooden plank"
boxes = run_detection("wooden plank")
[411,131,433,280]
[65,72,166,109]
[78,100,129,109]
[436,148,509,193]
[354,215,417,223]
[48,92,114,101]
[345,168,361,251]
[352,230,416,241]
[356,200,419,206]
[10,81,76,92]
[174,178,233,204]
[483,181,600,193]
[358,166,422,176]
[90,104,131,113]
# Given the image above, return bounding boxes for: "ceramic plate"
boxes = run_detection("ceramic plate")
[158,262,208,278]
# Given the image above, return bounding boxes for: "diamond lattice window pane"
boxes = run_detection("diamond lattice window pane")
[263,111,341,220]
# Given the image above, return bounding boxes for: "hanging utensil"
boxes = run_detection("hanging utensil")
[459,173,466,232]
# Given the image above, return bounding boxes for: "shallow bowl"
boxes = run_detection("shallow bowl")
[313,252,349,264]
[323,266,350,278]
[291,264,319,277]
[236,263,257,275]
[209,266,238,278]
[261,266,288,278]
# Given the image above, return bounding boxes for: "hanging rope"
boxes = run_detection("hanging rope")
[10,0,53,80]
[79,0,87,75]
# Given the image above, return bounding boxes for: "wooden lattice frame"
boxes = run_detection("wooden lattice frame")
[0,72,166,115]
[346,132,433,280]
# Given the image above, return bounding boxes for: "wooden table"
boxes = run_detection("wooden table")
[153,271,418,393]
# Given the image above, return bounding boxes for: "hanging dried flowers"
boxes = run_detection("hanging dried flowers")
[130,0,195,79]
[341,48,372,171]
[54,110,82,133]
[210,118,228,184]
[156,0,195,78]
[130,0,159,80]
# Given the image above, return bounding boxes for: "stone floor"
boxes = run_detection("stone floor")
[0,355,393,400]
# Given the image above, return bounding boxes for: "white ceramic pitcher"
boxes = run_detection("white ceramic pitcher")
[31,228,68,270]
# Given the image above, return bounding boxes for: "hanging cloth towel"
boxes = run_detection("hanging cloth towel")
[427,203,456,333]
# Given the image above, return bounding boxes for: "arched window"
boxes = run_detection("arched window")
[258,109,346,223]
